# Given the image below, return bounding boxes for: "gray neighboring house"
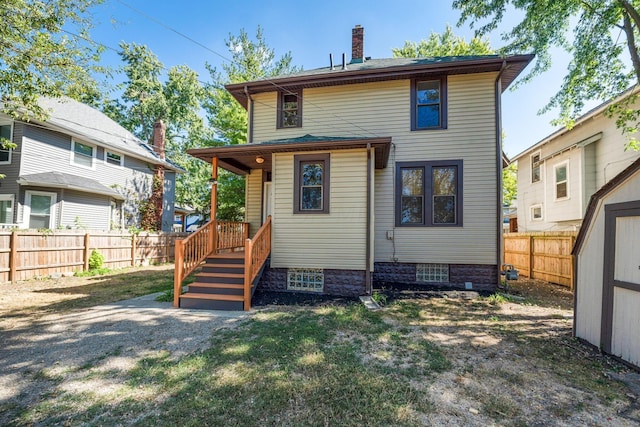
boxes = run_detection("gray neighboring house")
[0,97,182,231]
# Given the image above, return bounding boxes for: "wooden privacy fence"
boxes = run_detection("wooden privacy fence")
[503,231,577,288]
[0,230,187,283]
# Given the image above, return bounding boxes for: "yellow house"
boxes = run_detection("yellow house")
[175,26,533,310]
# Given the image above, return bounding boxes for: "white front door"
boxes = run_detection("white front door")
[263,182,273,223]
[24,190,57,229]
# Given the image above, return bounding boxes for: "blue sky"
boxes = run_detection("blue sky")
[89,0,578,157]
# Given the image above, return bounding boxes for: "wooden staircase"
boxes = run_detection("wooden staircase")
[174,216,271,311]
[179,252,249,311]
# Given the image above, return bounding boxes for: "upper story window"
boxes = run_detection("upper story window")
[72,140,95,169]
[531,151,542,183]
[105,150,124,167]
[0,120,13,164]
[411,77,447,130]
[278,89,302,128]
[293,153,330,214]
[396,160,462,227]
[555,162,569,199]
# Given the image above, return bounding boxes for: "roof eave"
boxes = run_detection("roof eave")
[226,54,534,108]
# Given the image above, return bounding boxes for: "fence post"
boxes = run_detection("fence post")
[131,233,137,267]
[528,234,534,279]
[9,231,17,283]
[83,233,91,271]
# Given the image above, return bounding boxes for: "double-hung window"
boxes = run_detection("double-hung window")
[396,160,462,226]
[0,194,14,225]
[278,89,302,128]
[411,77,447,130]
[0,120,13,164]
[531,151,542,183]
[294,154,330,214]
[555,162,569,199]
[72,140,95,168]
[105,150,124,167]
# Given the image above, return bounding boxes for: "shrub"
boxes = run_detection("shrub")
[88,249,105,271]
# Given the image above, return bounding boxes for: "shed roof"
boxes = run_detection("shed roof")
[572,155,640,255]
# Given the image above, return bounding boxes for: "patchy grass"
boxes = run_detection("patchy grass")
[1,273,636,426]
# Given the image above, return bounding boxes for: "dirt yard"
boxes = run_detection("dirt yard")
[1,269,640,426]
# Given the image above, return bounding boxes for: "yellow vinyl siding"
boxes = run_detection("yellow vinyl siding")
[253,73,499,266]
[245,169,262,237]
[271,149,367,270]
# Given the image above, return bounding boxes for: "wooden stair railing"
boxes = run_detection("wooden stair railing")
[243,215,271,310]
[174,220,249,307]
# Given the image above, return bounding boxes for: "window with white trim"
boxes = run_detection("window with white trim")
[530,204,543,221]
[0,194,14,225]
[71,140,95,168]
[24,191,57,229]
[531,151,541,183]
[287,268,324,292]
[554,162,569,199]
[105,150,124,167]
[0,120,13,164]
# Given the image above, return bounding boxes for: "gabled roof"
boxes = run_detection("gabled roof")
[18,171,125,200]
[512,85,640,161]
[572,155,640,256]
[188,134,392,175]
[23,97,183,172]
[227,54,534,109]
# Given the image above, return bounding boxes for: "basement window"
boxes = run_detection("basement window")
[287,268,324,292]
[417,263,449,283]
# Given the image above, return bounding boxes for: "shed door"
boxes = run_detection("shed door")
[602,201,640,365]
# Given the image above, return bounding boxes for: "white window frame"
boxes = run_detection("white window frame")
[70,139,96,169]
[0,119,14,165]
[105,150,124,167]
[0,194,15,226]
[530,151,542,184]
[554,161,569,200]
[530,204,543,221]
[23,190,57,229]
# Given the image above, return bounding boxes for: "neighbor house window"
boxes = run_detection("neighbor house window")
[278,89,302,128]
[105,150,123,167]
[287,268,324,292]
[531,204,543,221]
[0,121,13,164]
[71,140,95,168]
[24,191,56,229]
[294,153,330,214]
[555,162,568,199]
[411,77,447,130]
[396,160,462,226]
[0,194,14,225]
[417,263,449,283]
[531,151,542,183]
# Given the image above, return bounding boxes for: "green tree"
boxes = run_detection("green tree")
[392,24,494,57]
[503,162,518,206]
[0,0,103,120]
[103,42,212,226]
[203,26,300,221]
[453,0,640,148]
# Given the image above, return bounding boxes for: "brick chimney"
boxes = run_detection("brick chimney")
[351,25,364,64]
[152,119,166,160]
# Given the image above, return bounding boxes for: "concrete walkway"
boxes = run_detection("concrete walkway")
[0,293,250,416]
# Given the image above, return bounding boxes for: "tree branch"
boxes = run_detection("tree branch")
[621,7,640,82]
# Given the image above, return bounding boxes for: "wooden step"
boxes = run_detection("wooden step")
[180,292,244,302]
[196,272,243,279]
[188,282,244,295]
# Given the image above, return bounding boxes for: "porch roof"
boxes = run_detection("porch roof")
[187,134,392,175]
[18,171,125,200]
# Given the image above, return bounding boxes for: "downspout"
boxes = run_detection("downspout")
[495,61,507,287]
[244,86,254,144]
[365,143,372,295]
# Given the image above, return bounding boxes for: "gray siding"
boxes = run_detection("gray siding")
[161,171,176,232]
[60,190,111,229]
[0,121,24,224]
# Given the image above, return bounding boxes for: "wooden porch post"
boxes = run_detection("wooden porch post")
[210,157,219,253]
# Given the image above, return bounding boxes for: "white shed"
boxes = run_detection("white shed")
[573,157,640,368]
